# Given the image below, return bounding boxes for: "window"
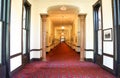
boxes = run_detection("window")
[23,6,26,54]
[0,21,2,64]
[0,0,2,20]
[97,6,102,55]
[98,7,102,29]
[22,1,31,54]
[93,1,103,64]
[0,0,3,64]
[117,0,120,25]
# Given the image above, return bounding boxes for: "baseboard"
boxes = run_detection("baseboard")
[46,52,49,54]
[77,52,80,55]
[85,58,93,62]
[102,65,116,76]
[11,65,23,78]
[117,64,120,76]
[30,57,42,62]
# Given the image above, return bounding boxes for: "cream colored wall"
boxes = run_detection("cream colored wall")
[102,0,114,70]
[28,0,42,59]
[29,0,98,58]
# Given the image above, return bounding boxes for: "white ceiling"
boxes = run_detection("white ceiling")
[48,5,79,26]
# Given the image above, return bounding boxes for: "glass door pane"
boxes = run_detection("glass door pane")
[23,6,26,54]
[23,30,26,54]
[118,0,120,25]
[0,0,2,20]
[0,21,2,64]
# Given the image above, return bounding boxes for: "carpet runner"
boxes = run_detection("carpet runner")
[12,42,115,78]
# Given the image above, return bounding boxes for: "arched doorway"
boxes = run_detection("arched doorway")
[41,5,86,61]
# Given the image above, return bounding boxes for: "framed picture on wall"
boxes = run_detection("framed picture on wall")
[103,28,112,41]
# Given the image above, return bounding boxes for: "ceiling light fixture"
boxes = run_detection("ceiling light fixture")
[60,5,67,11]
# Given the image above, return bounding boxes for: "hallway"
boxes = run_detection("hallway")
[46,42,80,62]
[13,43,115,78]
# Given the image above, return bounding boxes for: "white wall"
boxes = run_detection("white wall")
[10,55,22,71]
[29,0,98,59]
[10,0,22,71]
[102,0,114,69]
[28,0,42,59]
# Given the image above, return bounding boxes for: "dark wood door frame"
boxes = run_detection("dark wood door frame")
[112,0,120,76]
[93,1,103,65]
[0,0,11,78]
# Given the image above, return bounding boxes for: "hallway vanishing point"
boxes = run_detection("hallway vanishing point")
[13,42,115,78]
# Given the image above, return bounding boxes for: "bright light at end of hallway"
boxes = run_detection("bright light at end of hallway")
[61,26,64,29]
[61,32,64,35]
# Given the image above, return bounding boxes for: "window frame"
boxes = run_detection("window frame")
[22,0,31,57]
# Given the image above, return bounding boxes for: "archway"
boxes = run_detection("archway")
[41,5,86,61]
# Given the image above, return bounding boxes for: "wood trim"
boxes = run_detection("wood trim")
[93,0,103,65]
[10,53,22,59]
[11,65,23,78]
[92,0,101,8]
[112,0,120,76]
[103,53,114,58]
[85,58,93,62]
[30,57,43,62]
[85,49,94,51]
[30,49,42,52]
[102,65,116,75]
[24,0,31,7]
[76,46,80,47]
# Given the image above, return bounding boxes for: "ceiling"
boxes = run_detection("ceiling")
[48,5,79,26]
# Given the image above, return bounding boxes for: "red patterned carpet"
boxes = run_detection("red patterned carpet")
[13,42,115,78]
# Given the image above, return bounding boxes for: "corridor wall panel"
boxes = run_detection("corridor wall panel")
[103,42,113,55]
[10,0,22,56]
[10,55,22,71]
[30,51,42,59]
[103,55,113,69]
[85,51,93,59]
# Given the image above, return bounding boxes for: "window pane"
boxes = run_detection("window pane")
[98,30,102,55]
[0,0,2,20]
[98,7,102,29]
[0,21,2,64]
[23,30,26,54]
[118,0,120,25]
[10,0,22,55]
[23,6,26,28]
